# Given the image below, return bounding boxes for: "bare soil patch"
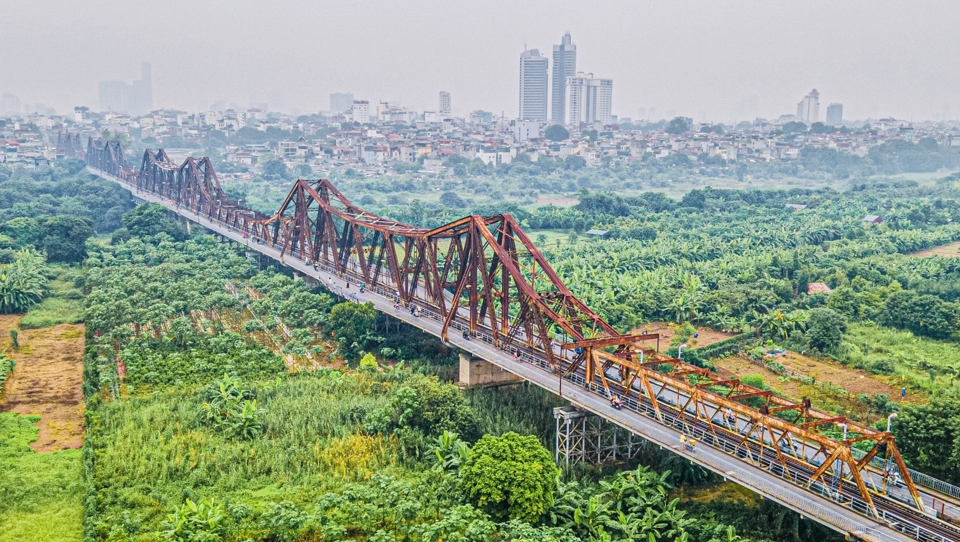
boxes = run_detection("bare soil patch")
[772,350,913,399]
[630,322,735,352]
[0,319,85,452]
[714,355,804,399]
[713,351,921,409]
[911,241,960,258]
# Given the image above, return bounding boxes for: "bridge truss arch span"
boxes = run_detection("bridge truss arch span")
[79,136,960,542]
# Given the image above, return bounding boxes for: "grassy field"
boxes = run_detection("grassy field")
[527,228,577,249]
[21,265,84,329]
[0,413,84,542]
[844,322,960,394]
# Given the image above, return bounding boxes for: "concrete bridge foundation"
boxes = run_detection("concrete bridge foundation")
[458,353,524,388]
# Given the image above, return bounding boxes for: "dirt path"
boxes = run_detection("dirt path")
[0,317,85,452]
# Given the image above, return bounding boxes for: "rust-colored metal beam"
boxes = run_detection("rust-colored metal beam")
[83,141,927,518]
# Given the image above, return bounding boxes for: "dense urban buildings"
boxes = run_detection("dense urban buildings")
[797,89,820,124]
[329,92,354,114]
[551,32,577,125]
[518,49,549,121]
[439,91,451,117]
[826,103,844,125]
[97,62,153,116]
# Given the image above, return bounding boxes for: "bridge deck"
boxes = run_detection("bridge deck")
[92,167,957,542]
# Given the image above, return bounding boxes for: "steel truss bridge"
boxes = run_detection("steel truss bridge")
[67,132,960,542]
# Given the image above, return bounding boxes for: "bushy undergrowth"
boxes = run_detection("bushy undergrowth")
[20,264,84,328]
[0,413,84,542]
[77,227,842,542]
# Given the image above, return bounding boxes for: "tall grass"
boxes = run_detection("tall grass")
[86,371,413,535]
[21,265,84,329]
[843,322,960,394]
[0,413,83,542]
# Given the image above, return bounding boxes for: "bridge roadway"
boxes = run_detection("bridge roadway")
[91,167,957,542]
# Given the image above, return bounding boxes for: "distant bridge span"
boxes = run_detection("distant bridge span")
[68,132,960,542]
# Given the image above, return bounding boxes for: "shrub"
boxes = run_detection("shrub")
[0,355,14,394]
[807,308,847,352]
[460,431,559,523]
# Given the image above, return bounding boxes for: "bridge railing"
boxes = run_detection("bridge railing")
[94,165,959,542]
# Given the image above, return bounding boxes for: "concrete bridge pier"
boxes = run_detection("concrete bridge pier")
[458,353,524,388]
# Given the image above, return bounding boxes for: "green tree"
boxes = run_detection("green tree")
[293,163,313,178]
[0,217,40,247]
[262,158,292,180]
[38,216,94,263]
[460,431,559,523]
[0,250,48,313]
[782,121,808,134]
[806,308,846,352]
[665,117,692,134]
[895,398,960,483]
[544,125,570,142]
[122,204,189,241]
[564,155,586,171]
[328,301,379,362]
[440,191,467,208]
[881,290,959,340]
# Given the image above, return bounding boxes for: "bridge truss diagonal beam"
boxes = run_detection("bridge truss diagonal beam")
[79,136,960,542]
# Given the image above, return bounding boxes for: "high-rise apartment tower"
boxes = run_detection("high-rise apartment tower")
[551,32,576,124]
[566,73,613,126]
[826,103,843,125]
[519,49,549,121]
[796,89,820,124]
[439,91,451,117]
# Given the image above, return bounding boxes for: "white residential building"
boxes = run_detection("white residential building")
[796,89,820,124]
[351,100,370,124]
[439,91,451,117]
[514,119,540,141]
[566,73,613,126]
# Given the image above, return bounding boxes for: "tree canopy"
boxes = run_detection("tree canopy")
[460,431,559,523]
[544,125,570,142]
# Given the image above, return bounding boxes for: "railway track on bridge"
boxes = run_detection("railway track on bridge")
[70,133,960,542]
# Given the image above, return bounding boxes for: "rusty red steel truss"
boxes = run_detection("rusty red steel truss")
[56,131,85,160]
[83,138,929,520]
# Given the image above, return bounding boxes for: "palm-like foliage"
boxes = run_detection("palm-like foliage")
[0,250,48,314]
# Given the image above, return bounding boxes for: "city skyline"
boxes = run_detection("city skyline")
[1,0,959,122]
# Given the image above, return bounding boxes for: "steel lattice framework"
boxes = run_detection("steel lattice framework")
[56,131,85,160]
[82,137,953,536]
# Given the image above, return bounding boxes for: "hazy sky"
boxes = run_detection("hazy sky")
[2,0,959,122]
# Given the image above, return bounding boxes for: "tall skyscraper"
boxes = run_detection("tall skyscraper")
[796,89,820,124]
[98,80,127,113]
[518,49,548,121]
[130,62,153,115]
[97,62,153,115]
[826,103,843,125]
[330,92,354,113]
[551,32,576,124]
[566,73,613,126]
[439,91,451,116]
[0,93,21,115]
